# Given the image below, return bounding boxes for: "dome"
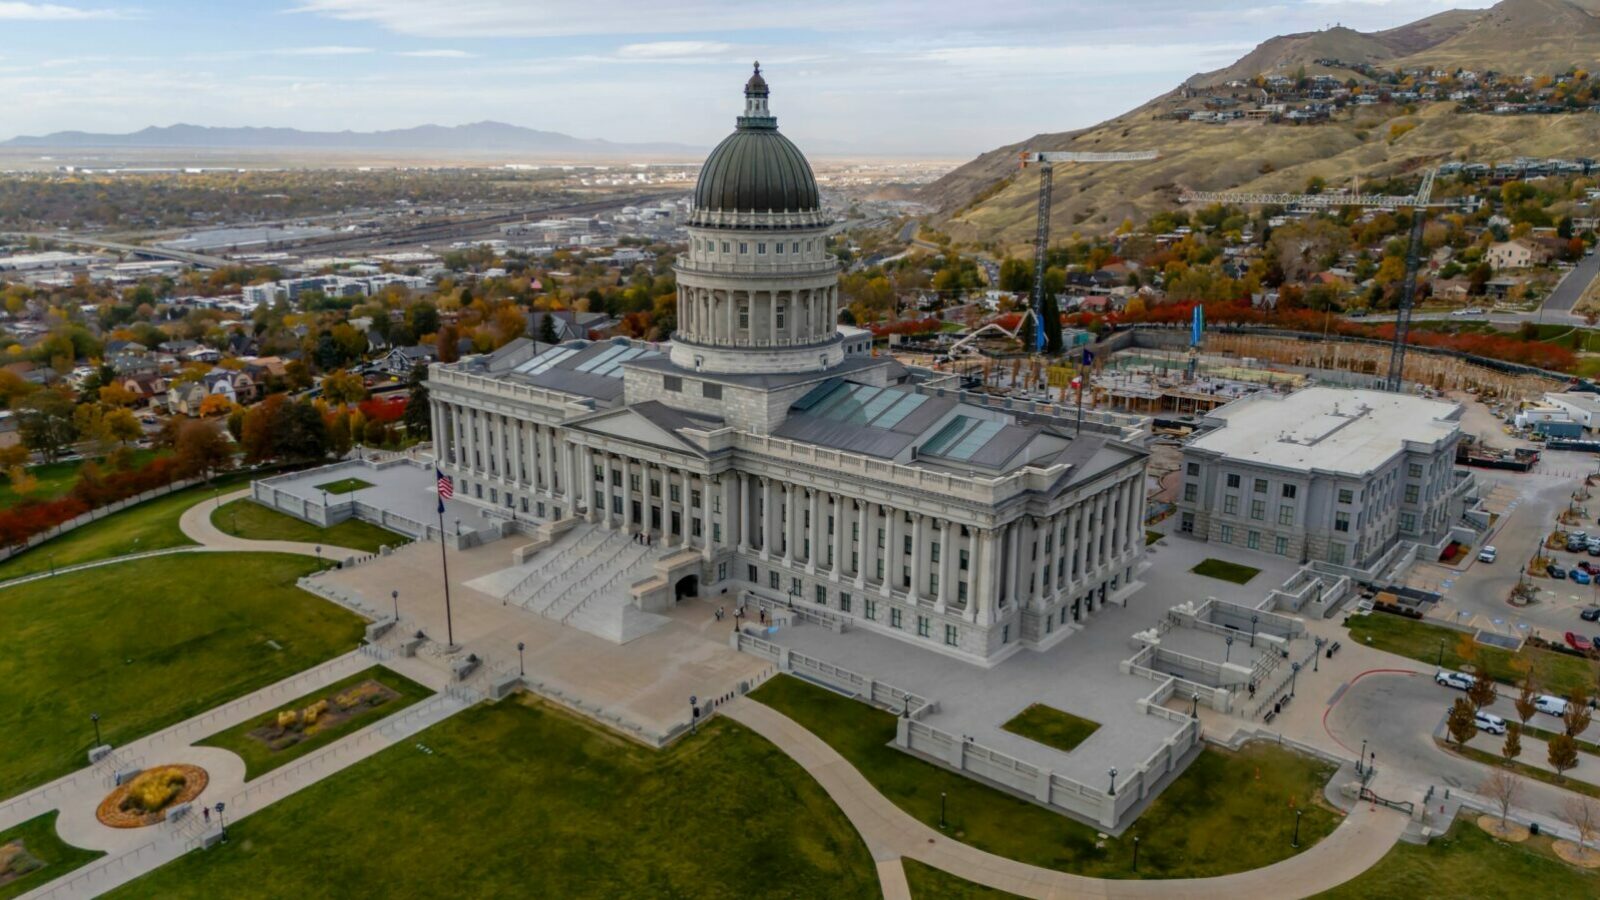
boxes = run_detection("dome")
[691,63,821,215]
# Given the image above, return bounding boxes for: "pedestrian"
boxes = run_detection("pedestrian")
[202,807,210,824]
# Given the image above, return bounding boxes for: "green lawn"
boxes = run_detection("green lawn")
[1346,612,1596,698]
[0,450,165,510]
[749,675,1341,879]
[1315,819,1600,899]
[1445,740,1600,801]
[210,499,406,554]
[1145,530,1162,546]
[1001,704,1100,754]
[313,477,372,495]
[0,552,365,797]
[0,812,102,900]
[198,667,432,780]
[111,697,879,899]
[903,859,1017,899]
[1191,558,1262,585]
[0,470,261,582]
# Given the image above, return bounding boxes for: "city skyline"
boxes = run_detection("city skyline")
[1,0,1491,155]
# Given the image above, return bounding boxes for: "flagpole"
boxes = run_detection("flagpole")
[1075,363,1085,437]
[437,503,455,648]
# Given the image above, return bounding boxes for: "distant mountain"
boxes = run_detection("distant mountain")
[0,121,702,157]
[921,0,1600,248]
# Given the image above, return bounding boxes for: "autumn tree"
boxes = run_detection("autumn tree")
[1549,733,1580,781]
[1514,672,1539,727]
[403,366,431,440]
[102,407,142,444]
[1447,697,1478,747]
[1502,723,1522,766]
[1467,671,1498,713]
[17,388,76,461]
[174,419,231,482]
[1565,689,1594,738]
[320,369,367,405]
[197,393,234,418]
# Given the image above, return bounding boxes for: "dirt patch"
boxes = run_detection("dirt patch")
[97,764,209,828]
[1476,814,1531,842]
[1553,839,1600,868]
[0,839,45,888]
[246,679,400,754]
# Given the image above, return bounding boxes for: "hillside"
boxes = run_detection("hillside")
[923,0,1600,251]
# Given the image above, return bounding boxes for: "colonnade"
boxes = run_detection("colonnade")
[675,283,838,347]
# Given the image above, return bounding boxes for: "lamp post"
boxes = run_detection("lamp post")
[690,695,699,735]
[90,712,101,746]
[391,590,399,621]
[517,641,526,677]
[315,545,323,566]
[1132,835,1140,871]
[1190,692,1199,719]
[1358,739,1367,775]
[1436,637,1445,670]
[1313,636,1325,672]
[940,791,947,830]
[1250,613,1259,648]
[1290,661,1302,698]
[1224,634,1234,664]
[1292,809,1303,848]
[1108,767,1118,797]
[214,801,227,840]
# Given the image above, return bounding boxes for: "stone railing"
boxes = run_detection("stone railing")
[730,630,935,719]
[430,366,598,414]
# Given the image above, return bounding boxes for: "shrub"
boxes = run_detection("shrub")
[119,768,186,813]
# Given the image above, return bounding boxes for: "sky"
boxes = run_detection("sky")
[0,0,1497,156]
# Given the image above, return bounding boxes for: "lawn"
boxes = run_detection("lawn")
[1145,530,1162,546]
[0,552,365,797]
[313,477,373,495]
[210,499,406,554]
[1346,611,1596,698]
[0,469,261,582]
[1444,740,1600,801]
[1315,819,1600,899]
[903,859,1016,899]
[198,667,432,780]
[749,675,1341,879]
[1001,704,1100,754]
[111,697,879,899]
[0,450,165,510]
[1190,558,1261,585]
[0,812,102,900]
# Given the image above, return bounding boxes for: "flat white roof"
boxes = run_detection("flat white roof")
[1188,387,1460,475]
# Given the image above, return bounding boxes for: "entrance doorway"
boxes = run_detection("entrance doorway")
[674,575,699,602]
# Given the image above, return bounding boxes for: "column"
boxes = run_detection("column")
[1003,521,1020,611]
[973,528,994,624]
[760,477,775,560]
[911,514,926,603]
[831,493,846,579]
[1072,503,1087,584]
[602,453,617,528]
[855,500,869,589]
[806,489,821,574]
[680,467,693,548]
[1097,490,1111,571]
[783,483,798,566]
[738,473,751,553]
[881,507,899,597]
[937,520,955,613]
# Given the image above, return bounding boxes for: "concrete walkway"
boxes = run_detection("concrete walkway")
[178,488,367,559]
[723,698,1408,899]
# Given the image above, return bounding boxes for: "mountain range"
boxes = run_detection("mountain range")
[922,0,1600,249]
[0,121,703,157]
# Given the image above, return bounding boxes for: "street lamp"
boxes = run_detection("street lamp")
[1224,634,1235,663]
[1190,692,1199,719]
[214,801,227,840]
[1132,835,1140,871]
[1292,809,1303,848]
[690,695,699,735]
[517,641,526,677]
[1108,767,1119,797]
[315,545,322,566]
[1314,636,1325,672]
[1250,614,1259,648]
[391,590,399,621]
[90,712,101,746]
[940,791,947,830]
[1290,661,1302,698]
[1358,739,1368,775]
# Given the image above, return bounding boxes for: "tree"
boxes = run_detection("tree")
[1502,723,1522,766]
[1447,697,1478,747]
[436,324,460,364]
[1565,689,1594,737]
[102,407,142,444]
[17,388,77,462]
[197,393,234,418]
[97,383,137,407]
[1042,291,1064,355]
[998,257,1031,293]
[326,412,353,457]
[1549,733,1580,780]
[320,369,367,405]
[537,312,559,344]
[1467,671,1498,712]
[1563,796,1600,861]
[1514,673,1539,727]
[1482,769,1522,826]
[173,420,231,482]
[403,369,431,440]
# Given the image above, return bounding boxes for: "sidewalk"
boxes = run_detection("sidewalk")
[178,488,367,559]
[724,698,1408,899]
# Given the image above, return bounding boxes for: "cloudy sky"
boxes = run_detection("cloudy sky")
[0,0,1493,155]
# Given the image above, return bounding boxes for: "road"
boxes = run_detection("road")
[6,233,231,268]
[1543,249,1600,315]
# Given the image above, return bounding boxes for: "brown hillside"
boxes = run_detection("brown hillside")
[1397,0,1600,72]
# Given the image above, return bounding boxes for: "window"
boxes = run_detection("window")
[815,585,827,605]
[1186,462,1199,476]
[1247,530,1260,550]
[1408,463,1423,478]
[930,573,939,594]
[903,535,913,555]
[1335,512,1350,533]
[1329,543,1346,565]
[721,241,730,253]
[791,242,799,253]
[839,592,852,613]
[1184,484,1197,503]
[1220,524,1234,543]
[931,541,941,563]
[1278,505,1293,525]
[1002,624,1010,644]
[738,305,749,329]
[757,242,766,254]
[769,571,780,589]
[1253,478,1267,494]
[1338,488,1353,504]
[890,608,902,629]
[1399,512,1416,532]
[958,581,968,602]
[775,305,785,329]
[790,577,801,596]
[713,524,722,543]
[876,528,884,549]
[739,242,748,254]
[662,375,682,392]
[775,242,783,254]
[670,484,681,502]
[959,549,969,571]
[864,599,877,620]
[1281,484,1297,499]
[1404,484,1419,503]
[916,616,930,637]
[1274,535,1289,555]
[1223,495,1239,515]
[717,562,727,581]
[945,624,958,646]
[1250,499,1265,520]
[748,564,758,582]
[1226,473,1241,488]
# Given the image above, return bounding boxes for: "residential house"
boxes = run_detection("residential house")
[379,345,436,377]
[1485,239,1552,271]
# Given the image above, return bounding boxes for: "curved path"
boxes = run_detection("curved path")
[178,488,367,559]
[724,699,1407,900]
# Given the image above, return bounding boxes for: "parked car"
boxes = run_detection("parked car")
[1435,670,1476,691]
[1478,546,1498,563]
[1588,536,1600,555]
[1569,536,1587,553]
[1548,563,1568,579]
[1473,711,1508,735]
[1582,606,1600,622]
[1573,569,1592,585]
[1578,562,1600,576]
[1566,632,1594,652]
[1575,531,1591,543]
[1536,695,1570,717]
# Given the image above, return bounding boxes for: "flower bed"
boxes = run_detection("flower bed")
[96,764,209,828]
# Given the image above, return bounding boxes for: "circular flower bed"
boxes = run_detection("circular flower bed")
[96,764,209,828]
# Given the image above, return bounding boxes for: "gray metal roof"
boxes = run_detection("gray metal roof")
[488,338,662,404]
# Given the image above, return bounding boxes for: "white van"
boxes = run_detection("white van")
[1535,695,1569,717]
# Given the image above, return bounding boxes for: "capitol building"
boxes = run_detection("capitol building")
[427,65,1151,665]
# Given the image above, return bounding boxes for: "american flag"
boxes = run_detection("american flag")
[436,469,454,500]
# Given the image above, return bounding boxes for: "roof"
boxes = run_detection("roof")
[1185,387,1461,475]
[483,338,664,404]
[693,68,819,214]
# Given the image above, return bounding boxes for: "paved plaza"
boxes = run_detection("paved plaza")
[255,455,511,541]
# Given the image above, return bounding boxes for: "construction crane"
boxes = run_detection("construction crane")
[1019,150,1158,354]
[1182,167,1465,392]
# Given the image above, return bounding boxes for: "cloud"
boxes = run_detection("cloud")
[615,41,733,60]
[0,2,122,19]
[396,49,476,58]
[274,45,376,56]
